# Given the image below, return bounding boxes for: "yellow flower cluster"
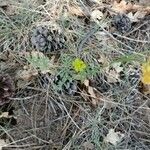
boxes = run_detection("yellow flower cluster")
[72,58,87,73]
[142,61,150,84]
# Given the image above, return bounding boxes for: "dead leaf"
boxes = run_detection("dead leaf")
[111,0,150,14]
[0,112,9,118]
[88,86,97,106]
[104,129,124,146]
[17,67,38,81]
[0,139,7,150]
[0,1,17,15]
[95,31,109,42]
[0,112,16,119]
[106,62,123,83]
[112,62,123,73]
[83,79,102,106]
[88,86,96,98]
[84,79,90,87]
[139,0,150,6]
[127,11,147,22]
[91,10,104,22]
[106,69,120,83]
[83,141,94,150]
[97,54,109,66]
[68,5,85,16]
[141,84,150,95]
[87,0,101,4]
[111,0,133,13]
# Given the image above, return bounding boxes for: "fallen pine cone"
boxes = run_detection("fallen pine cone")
[113,13,132,33]
[0,74,15,105]
[31,26,66,53]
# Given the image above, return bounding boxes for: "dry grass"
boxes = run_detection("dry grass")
[0,0,150,149]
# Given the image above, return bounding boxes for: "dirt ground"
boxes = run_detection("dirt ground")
[0,0,150,150]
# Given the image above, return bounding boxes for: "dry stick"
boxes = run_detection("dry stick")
[9,94,40,101]
[100,26,148,57]
[62,107,80,138]
[81,92,150,111]
[0,125,18,147]
[59,96,82,131]
[113,33,150,43]
[126,21,149,36]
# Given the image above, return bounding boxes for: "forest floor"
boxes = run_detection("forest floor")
[0,0,150,149]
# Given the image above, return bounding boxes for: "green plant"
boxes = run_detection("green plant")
[67,54,99,79]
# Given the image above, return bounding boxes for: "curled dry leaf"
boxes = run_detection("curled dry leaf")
[111,0,133,13]
[0,0,17,15]
[105,62,123,83]
[83,79,102,107]
[127,11,147,22]
[95,31,118,48]
[84,79,90,87]
[17,67,38,81]
[87,0,101,4]
[68,5,85,17]
[82,141,94,150]
[112,62,123,73]
[0,112,9,118]
[0,112,16,119]
[83,79,114,108]
[88,86,96,99]
[91,10,104,22]
[104,129,124,146]
[0,139,7,150]
[106,69,120,83]
[95,31,109,42]
[141,84,150,95]
[139,0,150,6]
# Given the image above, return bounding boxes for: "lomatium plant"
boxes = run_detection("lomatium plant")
[72,58,87,73]
[141,60,150,84]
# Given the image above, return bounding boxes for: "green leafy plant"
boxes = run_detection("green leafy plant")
[57,54,100,82]
[52,54,100,94]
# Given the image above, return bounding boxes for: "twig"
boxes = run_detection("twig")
[113,33,150,43]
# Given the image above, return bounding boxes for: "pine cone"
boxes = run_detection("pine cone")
[0,74,15,105]
[39,73,77,95]
[113,14,131,33]
[128,68,140,86]
[31,26,66,52]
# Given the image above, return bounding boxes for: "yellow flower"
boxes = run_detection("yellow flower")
[72,58,87,72]
[141,61,150,84]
